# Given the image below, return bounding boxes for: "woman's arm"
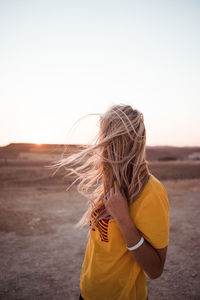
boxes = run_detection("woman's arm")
[104,181,168,280]
[117,214,167,279]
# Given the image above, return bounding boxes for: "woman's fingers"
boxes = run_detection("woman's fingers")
[104,193,108,202]
[114,180,120,193]
[110,186,114,196]
[104,182,119,203]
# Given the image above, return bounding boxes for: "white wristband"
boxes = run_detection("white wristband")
[127,236,144,251]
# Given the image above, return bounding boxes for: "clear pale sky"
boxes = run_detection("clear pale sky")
[0,0,200,147]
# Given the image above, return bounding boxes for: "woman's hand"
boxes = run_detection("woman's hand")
[104,181,131,225]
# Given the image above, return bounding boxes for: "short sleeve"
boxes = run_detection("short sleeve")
[134,183,170,249]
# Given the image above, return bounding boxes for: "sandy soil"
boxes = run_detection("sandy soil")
[0,154,200,300]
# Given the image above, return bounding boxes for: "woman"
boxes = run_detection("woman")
[53,104,170,300]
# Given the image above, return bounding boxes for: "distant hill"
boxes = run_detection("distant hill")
[0,143,85,159]
[0,143,200,161]
[146,146,200,161]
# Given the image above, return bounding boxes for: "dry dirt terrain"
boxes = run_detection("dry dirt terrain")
[0,144,200,300]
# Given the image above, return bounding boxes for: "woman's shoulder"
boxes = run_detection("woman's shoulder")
[140,174,167,198]
[130,174,169,214]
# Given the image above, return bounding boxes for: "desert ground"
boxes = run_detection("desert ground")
[0,144,200,300]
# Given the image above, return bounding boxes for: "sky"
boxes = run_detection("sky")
[0,0,200,147]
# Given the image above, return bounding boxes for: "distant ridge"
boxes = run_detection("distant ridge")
[0,143,200,161]
[0,143,85,159]
[146,145,200,161]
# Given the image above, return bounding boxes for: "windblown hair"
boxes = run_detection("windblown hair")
[51,104,150,228]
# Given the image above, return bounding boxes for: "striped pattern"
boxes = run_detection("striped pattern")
[90,205,110,242]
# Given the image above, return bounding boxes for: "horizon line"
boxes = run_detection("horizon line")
[1,142,200,149]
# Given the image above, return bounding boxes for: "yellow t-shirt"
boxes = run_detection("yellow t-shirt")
[80,175,170,300]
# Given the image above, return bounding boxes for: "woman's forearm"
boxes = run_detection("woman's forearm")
[116,215,163,279]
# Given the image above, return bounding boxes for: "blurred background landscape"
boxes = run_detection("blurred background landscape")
[0,143,200,299]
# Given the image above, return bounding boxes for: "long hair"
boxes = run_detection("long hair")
[50,104,150,228]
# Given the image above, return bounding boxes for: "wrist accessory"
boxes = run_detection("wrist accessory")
[127,236,144,251]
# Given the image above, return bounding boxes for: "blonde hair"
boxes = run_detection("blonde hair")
[51,104,150,228]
